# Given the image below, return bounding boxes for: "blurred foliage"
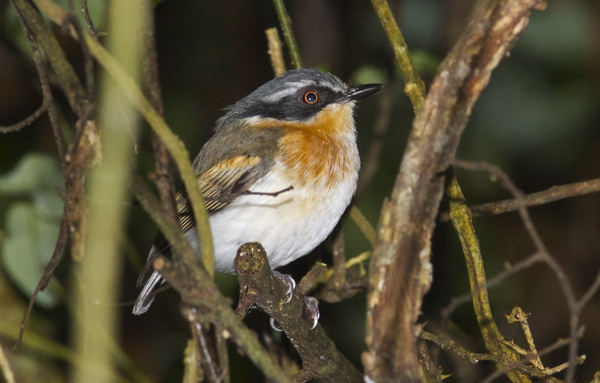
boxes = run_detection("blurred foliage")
[0,153,63,308]
[0,0,599,382]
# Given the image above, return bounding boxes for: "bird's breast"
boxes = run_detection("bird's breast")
[278,103,360,190]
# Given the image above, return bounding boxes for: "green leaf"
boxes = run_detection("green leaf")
[0,154,64,308]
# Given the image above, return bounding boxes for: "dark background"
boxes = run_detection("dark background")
[0,0,599,382]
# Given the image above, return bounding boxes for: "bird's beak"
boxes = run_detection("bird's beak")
[337,84,385,104]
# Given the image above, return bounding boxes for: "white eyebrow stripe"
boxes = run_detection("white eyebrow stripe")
[325,82,347,93]
[263,80,315,103]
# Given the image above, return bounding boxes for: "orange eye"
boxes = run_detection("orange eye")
[303,91,319,104]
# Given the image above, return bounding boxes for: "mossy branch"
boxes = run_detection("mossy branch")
[369,0,426,113]
[446,173,531,383]
[271,0,302,69]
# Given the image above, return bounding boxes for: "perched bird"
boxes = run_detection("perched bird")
[133,69,383,315]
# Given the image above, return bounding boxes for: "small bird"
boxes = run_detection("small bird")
[133,69,383,315]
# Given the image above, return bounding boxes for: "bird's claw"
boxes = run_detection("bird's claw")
[304,296,320,330]
[273,271,295,304]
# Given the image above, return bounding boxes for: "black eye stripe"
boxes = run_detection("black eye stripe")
[303,91,319,105]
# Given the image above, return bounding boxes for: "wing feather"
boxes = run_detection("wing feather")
[135,155,273,288]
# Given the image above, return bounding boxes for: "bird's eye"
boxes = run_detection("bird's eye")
[303,91,319,105]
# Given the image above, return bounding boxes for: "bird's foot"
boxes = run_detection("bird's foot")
[273,270,295,304]
[303,296,320,330]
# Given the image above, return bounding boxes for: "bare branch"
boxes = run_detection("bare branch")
[266,27,286,76]
[369,0,426,112]
[0,341,15,383]
[15,210,69,350]
[438,178,600,221]
[356,86,393,196]
[80,0,105,40]
[0,104,47,134]
[271,0,302,69]
[234,242,363,383]
[442,252,545,326]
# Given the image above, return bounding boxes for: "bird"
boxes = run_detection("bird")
[133,68,383,315]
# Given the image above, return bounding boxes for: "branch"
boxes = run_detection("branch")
[356,85,393,196]
[442,252,544,324]
[369,0,426,113]
[271,0,302,69]
[0,104,47,133]
[451,159,600,383]
[234,243,363,383]
[438,178,600,221]
[130,175,292,383]
[29,0,216,275]
[12,0,90,115]
[0,341,15,383]
[266,28,286,76]
[16,210,69,349]
[446,173,531,382]
[365,0,546,381]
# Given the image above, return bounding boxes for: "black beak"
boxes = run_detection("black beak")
[338,84,385,104]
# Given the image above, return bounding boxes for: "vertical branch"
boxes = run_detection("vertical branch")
[72,1,143,382]
[140,0,177,224]
[445,173,531,383]
[266,28,287,76]
[12,3,67,163]
[369,0,426,113]
[0,341,15,383]
[271,0,302,69]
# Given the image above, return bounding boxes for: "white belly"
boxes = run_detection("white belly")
[185,162,357,273]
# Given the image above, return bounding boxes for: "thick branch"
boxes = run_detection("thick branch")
[234,243,362,383]
[365,0,546,382]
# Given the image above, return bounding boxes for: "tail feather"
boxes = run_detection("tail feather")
[132,271,164,315]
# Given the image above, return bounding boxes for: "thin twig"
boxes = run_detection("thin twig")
[16,211,69,350]
[356,84,393,196]
[451,159,582,383]
[442,252,544,326]
[215,322,231,383]
[576,271,600,313]
[417,338,444,383]
[63,6,96,105]
[192,322,220,383]
[0,341,15,383]
[480,336,583,383]
[13,3,67,165]
[271,0,302,69]
[81,0,104,40]
[506,307,543,370]
[420,330,496,364]
[140,0,178,250]
[438,178,600,221]
[266,27,286,76]
[0,104,47,133]
[369,0,426,112]
[349,205,376,247]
